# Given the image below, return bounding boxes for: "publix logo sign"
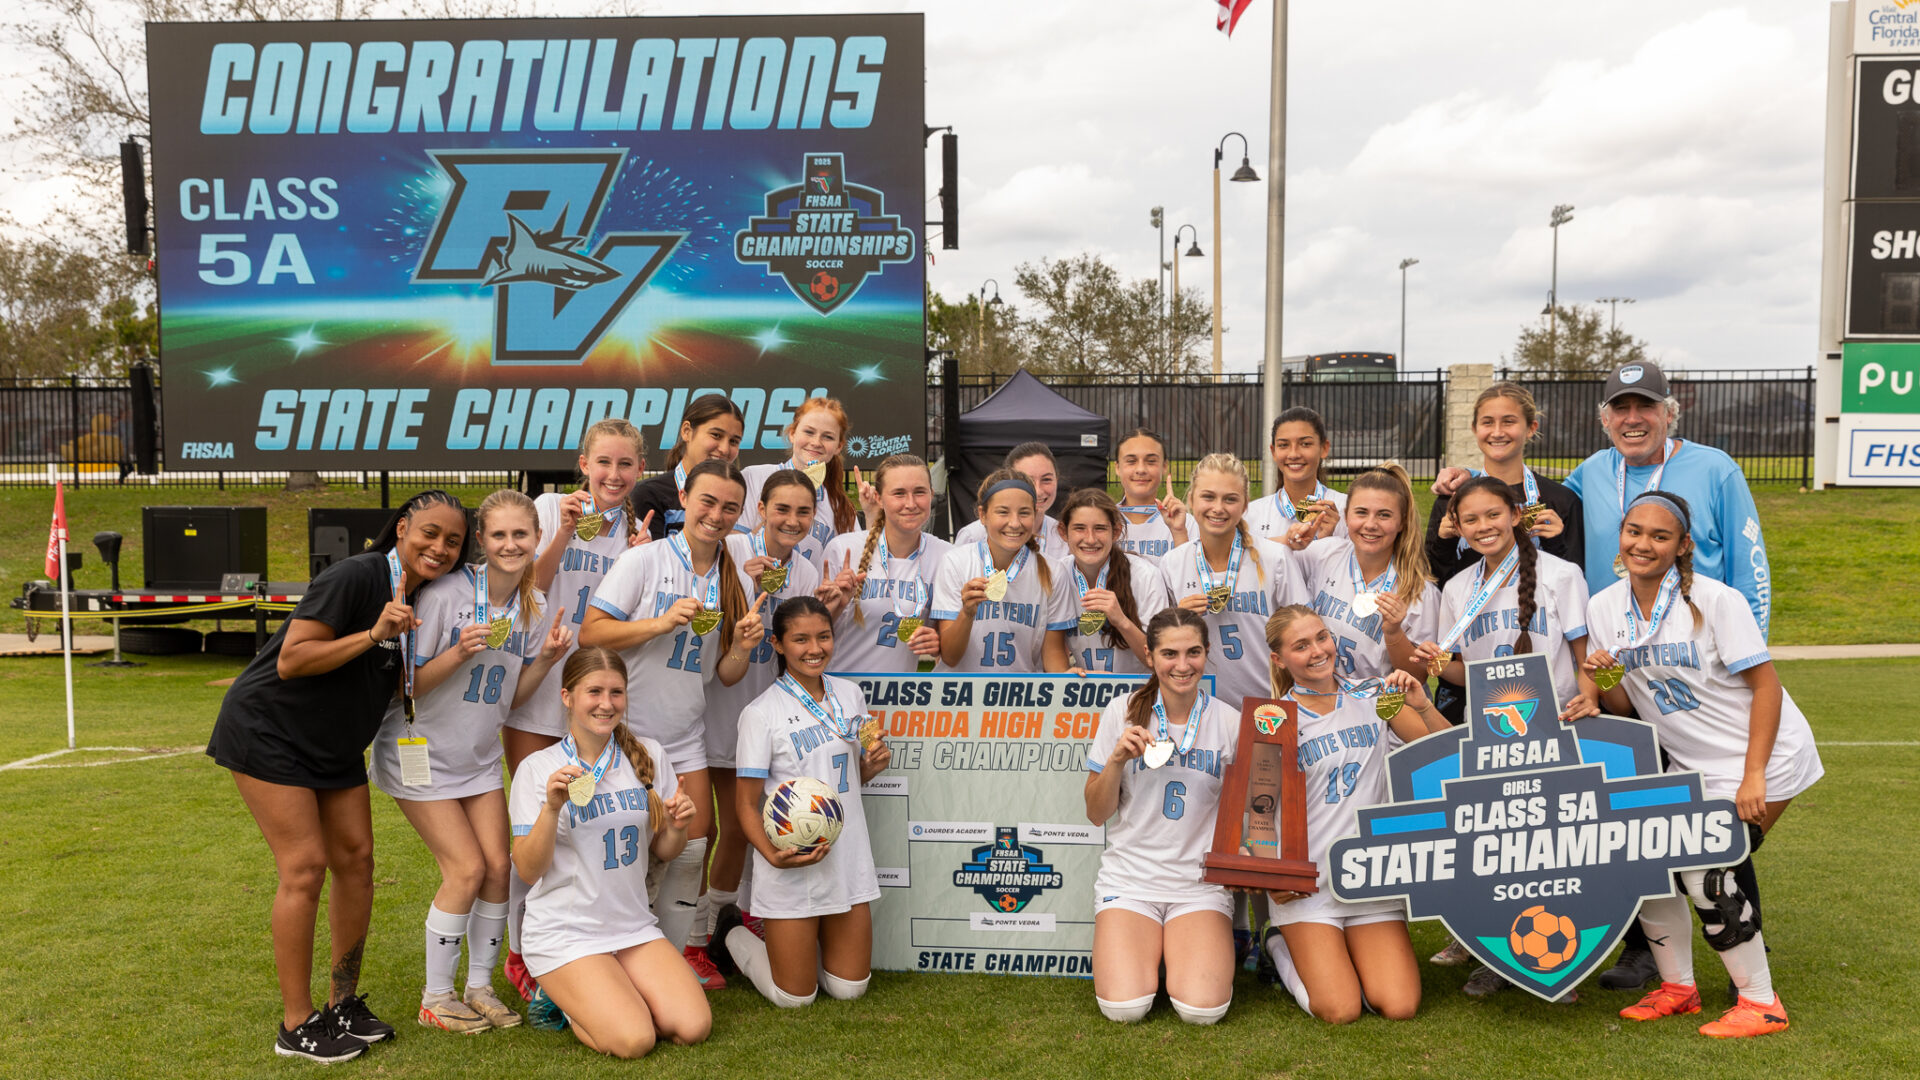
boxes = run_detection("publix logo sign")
[1844,344,1920,413]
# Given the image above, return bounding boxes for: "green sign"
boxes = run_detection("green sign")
[1843,343,1920,413]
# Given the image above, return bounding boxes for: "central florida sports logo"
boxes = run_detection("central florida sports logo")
[412,148,684,365]
[953,827,1063,913]
[734,152,916,314]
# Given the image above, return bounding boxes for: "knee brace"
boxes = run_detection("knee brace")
[819,969,870,1001]
[1095,993,1154,1023]
[1170,996,1230,1025]
[1687,866,1759,952]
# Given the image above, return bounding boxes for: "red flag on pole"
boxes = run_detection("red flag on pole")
[1217,0,1254,36]
[45,481,67,580]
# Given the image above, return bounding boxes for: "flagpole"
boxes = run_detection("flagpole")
[59,529,74,750]
[1259,0,1288,499]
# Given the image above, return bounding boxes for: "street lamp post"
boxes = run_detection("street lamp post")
[1548,203,1574,366]
[1398,257,1419,367]
[1173,225,1202,369]
[1149,206,1166,366]
[1597,296,1635,366]
[976,278,1003,364]
[1212,132,1260,380]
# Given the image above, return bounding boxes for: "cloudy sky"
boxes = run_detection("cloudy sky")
[0,0,1835,374]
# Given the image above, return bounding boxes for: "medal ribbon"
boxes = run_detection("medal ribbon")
[1152,690,1208,761]
[1118,503,1162,522]
[579,491,621,530]
[559,734,619,790]
[777,674,858,742]
[1436,543,1520,653]
[471,564,519,636]
[669,531,721,611]
[1194,530,1243,600]
[977,542,1031,587]
[1340,677,1384,699]
[1349,549,1396,597]
[1277,481,1330,522]
[878,530,929,616]
[1625,565,1682,649]
[751,528,792,593]
[1071,560,1110,606]
[385,550,414,706]
[1615,439,1679,514]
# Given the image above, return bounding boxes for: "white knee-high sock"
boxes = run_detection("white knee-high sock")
[1095,993,1154,1022]
[424,905,469,997]
[507,870,528,957]
[736,860,754,915]
[690,892,713,949]
[1170,996,1230,1025]
[653,837,708,951]
[818,968,870,1001]
[726,925,814,1007]
[705,888,740,940]
[465,899,508,990]
[1637,894,1696,987]
[1265,932,1311,1015]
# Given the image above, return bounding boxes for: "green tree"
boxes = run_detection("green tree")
[1507,303,1652,375]
[1013,253,1209,376]
[927,286,1028,376]
[0,235,151,378]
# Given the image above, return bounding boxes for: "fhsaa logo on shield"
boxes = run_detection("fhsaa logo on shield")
[733,152,915,315]
[953,827,1063,913]
[412,148,684,365]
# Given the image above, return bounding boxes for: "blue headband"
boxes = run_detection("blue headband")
[1627,491,1690,533]
[983,477,1037,504]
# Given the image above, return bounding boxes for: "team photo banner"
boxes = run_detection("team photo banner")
[146,17,926,470]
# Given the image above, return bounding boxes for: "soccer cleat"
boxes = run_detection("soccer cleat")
[526,986,569,1031]
[1620,981,1702,1022]
[1598,946,1660,991]
[684,944,727,991]
[708,905,744,978]
[275,1010,367,1064]
[741,911,767,940]
[464,984,522,1029]
[504,950,537,1003]
[1699,995,1789,1038]
[417,991,490,1035]
[328,993,395,1044]
[1430,939,1474,966]
[1462,964,1508,998]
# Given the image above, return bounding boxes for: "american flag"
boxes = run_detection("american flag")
[1217,0,1254,36]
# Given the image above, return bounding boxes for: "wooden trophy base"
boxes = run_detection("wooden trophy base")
[1201,852,1319,894]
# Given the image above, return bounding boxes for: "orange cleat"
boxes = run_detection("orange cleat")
[1699,995,1788,1038]
[1619,981,1702,1022]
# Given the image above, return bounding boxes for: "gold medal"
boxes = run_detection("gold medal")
[567,773,596,807]
[1520,502,1547,531]
[1077,610,1107,636]
[1613,553,1629,578]
[1375,690,1407,721]
[758,565,789,593]
[689,608,722,636]
[858,718,882,751]
[1295,498,1323,523]
[895,616,924,643]
[803,461,828,486]
[1593,662,1626,692]
[1427,652,1451,680]
[575,512,604,541]
[984,570,1009,602]
[485,617,512,649]
[1206,585,1232,614]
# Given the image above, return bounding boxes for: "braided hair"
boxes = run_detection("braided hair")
[577,417,646,543]
[1450,474,1539,653]
[1628,490,1703,627]
[852,455,930,627]
[1124,608,1211,729]
[563,647,665,832]
[372,489,471,571]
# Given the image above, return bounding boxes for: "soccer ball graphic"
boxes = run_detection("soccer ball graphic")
[1509,905,1578,971]
[811,270,840,302]
[761,776,845,854]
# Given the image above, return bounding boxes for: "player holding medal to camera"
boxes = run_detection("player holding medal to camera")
[1245,407,1348,543]
[1577,491,1822,1038]
[1083,609,1240,1024]
[1112,428,1190,561]
[1057,488,1167,674]
[580,460,759,961]
[740,397,859,570]
[1262,606,1448,1023]
[370,491,570,1032]
[1282,464,1436,683]
[508,648,707,1057]
[821,455,950,674]
[713,596,889,1008]
[931,469,1076,673]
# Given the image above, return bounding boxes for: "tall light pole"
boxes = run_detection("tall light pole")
[1398,257,1419,367]
[1212,132,1260,379]
[976,278,1003,364]
[1597,296,1634,367]
[1547,203,1574,367]
[1149,206,1166,366]
[1260,1,1290,498]
[1173,225,1202,369]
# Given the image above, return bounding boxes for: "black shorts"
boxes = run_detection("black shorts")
[206,719,368,790]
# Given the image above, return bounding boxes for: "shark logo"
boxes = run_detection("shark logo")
[414,149,684,365]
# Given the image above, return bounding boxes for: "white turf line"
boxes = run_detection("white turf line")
[0,747,198,771]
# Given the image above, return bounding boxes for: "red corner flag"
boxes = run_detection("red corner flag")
[1217,0,1254,36]
[45,481,67,580]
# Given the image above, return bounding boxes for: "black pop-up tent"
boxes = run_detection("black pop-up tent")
[949,369,1111,532]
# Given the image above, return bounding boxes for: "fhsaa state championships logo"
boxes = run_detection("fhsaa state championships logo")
[413,148,684,365]
[953,827,1063,913]
[734,152,915,314]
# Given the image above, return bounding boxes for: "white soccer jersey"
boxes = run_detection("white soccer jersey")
[929,543,1077,673]
[589,537,727,768]
[953,514,1071,561]
[1438,549,1589,708]
[738,462,836,572]
[702,532,824,769]
[1054,554,1170,675]
[1586,576,1823,802]
[510,736,679,977]
[371,565,541,799]
[820,529,952,674]
[1115,505,1178,562]
[1163,536,1309,709]
[1298,537,1439,682]
[1086,691,1238,904]
[1288,689,1406,889]
[1245,486,1349,543]
[734,675,881,919]
[507,492,633,737]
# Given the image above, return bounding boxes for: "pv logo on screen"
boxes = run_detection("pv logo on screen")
[734,153,916,314]
[953,827,1063,913]
[1328,654,1749,1001]
[413,148,684,364]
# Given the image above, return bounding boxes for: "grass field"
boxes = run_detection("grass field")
[1,653,1916,1079]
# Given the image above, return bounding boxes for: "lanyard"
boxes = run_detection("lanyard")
[385,550,414,707]
[1118,503,1162,523]
[1349,549,1396,596]
[1194,530,1244,596]
[1277,482,1329,522]
[751,528,791,587]
[579,492,621,529]
[879,531,929,615]
[1626,565,1682,649]
[471,565,519,629]
[777,674,858,742]
[669,531,721,609]
[1615,440,1678,514]
[559,734,618,788]
[977,542,1030,586]
[1152,691,1207,760]
[1437,544,1520,652]
[1071,560,1110,602]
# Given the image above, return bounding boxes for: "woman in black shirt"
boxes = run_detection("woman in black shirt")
[207,490,468,1063]
[629,393,745,541]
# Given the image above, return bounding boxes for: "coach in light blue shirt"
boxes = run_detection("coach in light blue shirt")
[1563,362,1772,639]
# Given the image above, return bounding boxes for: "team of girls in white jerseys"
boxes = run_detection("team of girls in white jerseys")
[221,392,1822,1060]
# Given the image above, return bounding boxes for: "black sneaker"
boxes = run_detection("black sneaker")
[276,1010,367,1064]
[708,904,744,978]
[328,993,396,1044]
[1598,947,1660,991]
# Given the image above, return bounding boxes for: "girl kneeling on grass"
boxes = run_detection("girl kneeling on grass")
[1262,605,1448,1023]
[508,647,708,1057]
[1578,491,1823,1039]
[712,596,889,1007]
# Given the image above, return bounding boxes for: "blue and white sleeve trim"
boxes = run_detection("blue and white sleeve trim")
[1086,759,1104,773]
[512,824,532,837]
[1563,623,1587,642]
[929,609,961,621]
[736,766,771,779]
[1046,619,1079,632]
[1725,651,1771,674]
[587,596,629,619]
